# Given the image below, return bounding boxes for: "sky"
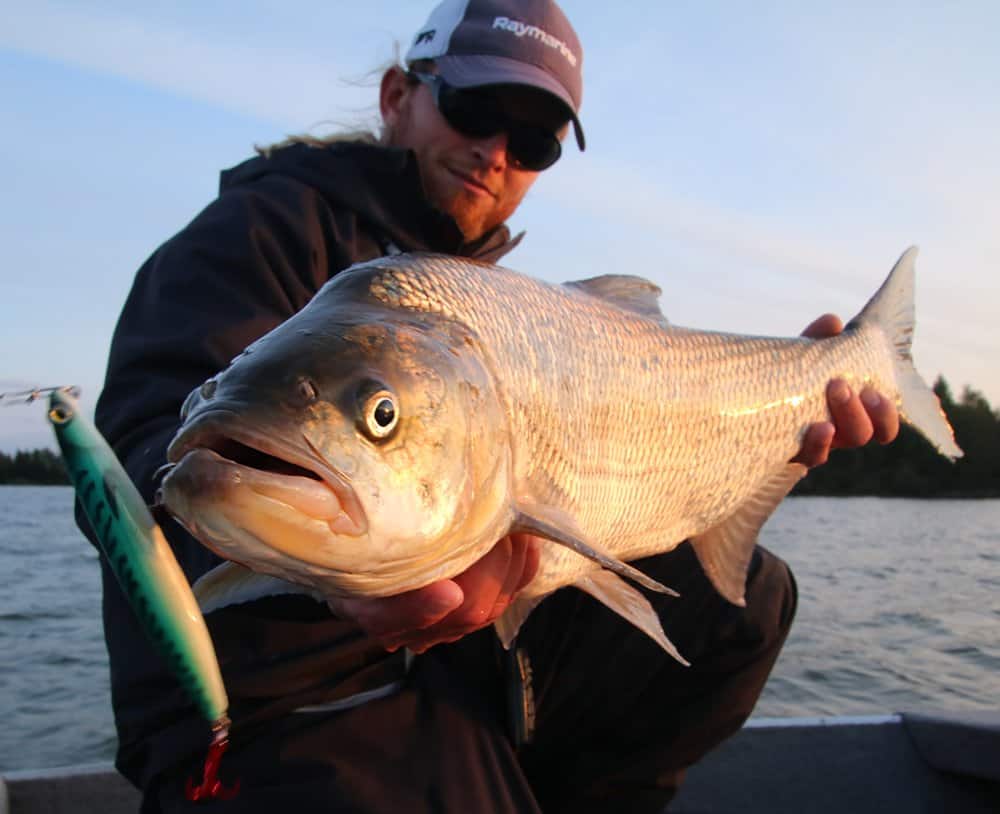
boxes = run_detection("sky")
[1,1,997,453]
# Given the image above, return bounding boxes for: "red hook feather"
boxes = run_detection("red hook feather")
[185,734,240,801]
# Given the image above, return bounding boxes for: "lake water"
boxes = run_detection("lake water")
[1,486,998,772]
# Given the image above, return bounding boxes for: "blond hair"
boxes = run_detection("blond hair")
[254,56,433,157]
[254,130,377,158]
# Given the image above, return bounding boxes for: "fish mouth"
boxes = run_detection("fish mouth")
[165,409,367,537]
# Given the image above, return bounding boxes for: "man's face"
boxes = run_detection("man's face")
[381,68,567,241]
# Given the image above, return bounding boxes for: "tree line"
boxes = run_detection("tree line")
[1,376,997,496]
[0,448,70,485]
[794,377,1000,498]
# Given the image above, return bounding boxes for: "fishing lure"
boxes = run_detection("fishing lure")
[46,388,237,801]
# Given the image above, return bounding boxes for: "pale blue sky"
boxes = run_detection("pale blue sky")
[2,1,997,453]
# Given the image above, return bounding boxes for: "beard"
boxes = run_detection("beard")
[418,163,510,241]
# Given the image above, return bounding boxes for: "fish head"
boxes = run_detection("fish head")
[162,295,514,598]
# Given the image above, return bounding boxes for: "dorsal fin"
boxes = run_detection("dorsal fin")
[564,275,668,324]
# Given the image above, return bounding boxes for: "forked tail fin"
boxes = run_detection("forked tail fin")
[848,246,962,459]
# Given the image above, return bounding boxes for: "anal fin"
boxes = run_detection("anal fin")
[690,463,806,607]
[577,570,689,666]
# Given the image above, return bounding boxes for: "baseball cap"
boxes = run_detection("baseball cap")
[404,0,585,150]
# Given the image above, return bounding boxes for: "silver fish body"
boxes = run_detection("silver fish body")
[163,248,961,659]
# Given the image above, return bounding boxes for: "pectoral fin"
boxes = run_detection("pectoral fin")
[690,463,806,607]
[577,570,689,666]
[514,505,679,597]
[193,560,319,614]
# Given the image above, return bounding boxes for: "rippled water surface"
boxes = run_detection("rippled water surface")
[758,496,1000,717]
[1,487,998,770]
[1,487,117,771]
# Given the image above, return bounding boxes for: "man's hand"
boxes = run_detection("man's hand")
[327,533,540,654]
[792,314,900,468]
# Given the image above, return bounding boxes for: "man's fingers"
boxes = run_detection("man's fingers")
[511,533,541,592]
[827,379,874,449]
[332,580,464,641]
[487,536,525,618]
[489,534,543,620]
[800,313,843,340]
[861,387,900,444]
[449,536,512,629]
[793,316,902,467]
[333,535,543,654]
[791,421,835,467]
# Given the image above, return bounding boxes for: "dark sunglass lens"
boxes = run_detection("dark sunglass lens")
[438,88,504,138]
[420,73,562,171]
[508,128,561,171]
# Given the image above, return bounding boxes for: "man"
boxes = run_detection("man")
[90,1,898,811]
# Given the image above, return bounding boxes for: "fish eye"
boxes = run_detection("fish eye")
[359,387,399,441]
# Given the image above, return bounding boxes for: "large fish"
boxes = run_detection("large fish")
[162,248,961,662]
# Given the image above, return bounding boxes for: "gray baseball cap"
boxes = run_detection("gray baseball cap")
[405,0,585,150]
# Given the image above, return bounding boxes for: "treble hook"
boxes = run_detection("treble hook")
[185,727,240,801]
[0,385,80,405]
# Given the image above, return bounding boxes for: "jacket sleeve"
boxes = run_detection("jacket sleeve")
[93,172,367,575]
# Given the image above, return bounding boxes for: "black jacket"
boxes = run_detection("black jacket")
[91,140,520,788]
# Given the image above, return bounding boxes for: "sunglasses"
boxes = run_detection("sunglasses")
[408,72,563,172]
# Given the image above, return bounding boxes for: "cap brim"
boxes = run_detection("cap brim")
[433,54,585,151]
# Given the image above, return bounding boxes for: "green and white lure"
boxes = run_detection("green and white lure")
[46,388,236,800]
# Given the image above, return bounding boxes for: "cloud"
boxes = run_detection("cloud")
[0,2,379,128]
[539,158,883,291]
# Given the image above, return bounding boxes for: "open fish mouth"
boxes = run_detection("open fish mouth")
[165,409,367,537]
